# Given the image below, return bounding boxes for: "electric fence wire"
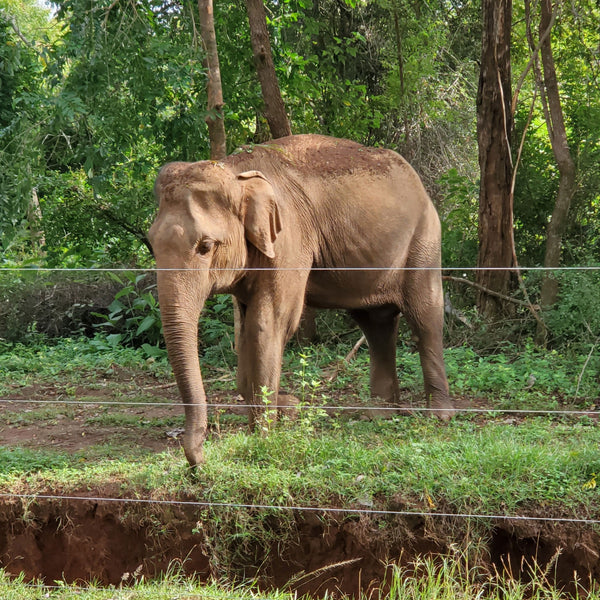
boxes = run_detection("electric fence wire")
[0,265,599,272]
[1,492,599,525]
[0,397,598,416]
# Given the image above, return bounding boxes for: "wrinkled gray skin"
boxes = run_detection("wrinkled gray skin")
[148,135,454,467]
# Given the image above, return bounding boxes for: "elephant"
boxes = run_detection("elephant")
[148,134,454,467]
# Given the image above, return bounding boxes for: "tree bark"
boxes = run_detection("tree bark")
[245,0,292,138]
[476,0,516,318]
[536,0,577,319]
[198,0,227,160]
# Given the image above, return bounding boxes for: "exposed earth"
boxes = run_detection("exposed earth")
[1,367,599,597]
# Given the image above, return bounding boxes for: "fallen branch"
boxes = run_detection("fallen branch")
[344,334,366,363]
[443,275,538,309]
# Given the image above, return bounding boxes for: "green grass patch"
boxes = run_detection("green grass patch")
[0,336,172,393]
[0,569,295,600]
[1,416,599,518]
[2,335,599,402]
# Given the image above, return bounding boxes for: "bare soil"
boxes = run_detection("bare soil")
[1,369,599,596]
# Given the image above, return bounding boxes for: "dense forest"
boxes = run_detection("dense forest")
[1,0,599,351]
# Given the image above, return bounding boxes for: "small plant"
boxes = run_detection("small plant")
[258,385,276,435]
[91,271,165,358]
[292,353,329,434]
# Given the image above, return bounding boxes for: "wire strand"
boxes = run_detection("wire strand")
[0,266,599,272]
[0,397,597,416]
[1,492,598,524]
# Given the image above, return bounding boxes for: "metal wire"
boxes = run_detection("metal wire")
[0,266,599,272]
[1,491,598,524]
[0,397,598,416]
[0,395,567,423]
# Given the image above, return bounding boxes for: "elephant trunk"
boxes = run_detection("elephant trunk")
[158,275,209,467]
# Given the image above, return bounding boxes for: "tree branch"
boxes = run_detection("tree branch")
[7,15,37,51]
[443,275,537,309]
[99,207,154,257]
[511,0,559,116]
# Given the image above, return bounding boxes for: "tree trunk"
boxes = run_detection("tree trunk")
[536,0,577,323]
[198,0,227,160]
[245,0,292,138]
[476,0,516,318]
[27,187,46,254]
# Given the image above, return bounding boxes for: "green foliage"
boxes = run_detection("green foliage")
[437,168,479,267]
[0,446,69,474]
[0,335,170,395]
[0,0,598,356]
[512,1,600,267]
[0,568,299,600]
[200,294,236,367]
[0,9,46,252]
[543,268,600,348]
[90,271,165,357]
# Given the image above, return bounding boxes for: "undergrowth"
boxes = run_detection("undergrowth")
[1,333,598,403]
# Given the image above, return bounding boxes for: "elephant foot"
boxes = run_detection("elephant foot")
[428,397,456,421]
[278,394,300,421]
[365,395,415,419]
[184,432,206,468]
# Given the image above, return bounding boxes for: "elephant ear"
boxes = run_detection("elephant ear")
[238,171,282,259]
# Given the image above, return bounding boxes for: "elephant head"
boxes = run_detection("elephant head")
[148,161,281,466]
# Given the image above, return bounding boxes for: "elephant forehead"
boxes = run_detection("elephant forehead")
[152,202,231,245]
[158,179,239,218]
[157,162,233,196]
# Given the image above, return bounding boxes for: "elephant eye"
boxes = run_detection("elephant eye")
[195,239,215,256]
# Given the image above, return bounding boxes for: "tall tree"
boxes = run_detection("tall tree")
[476,0,516,317]
[245,0,292,138]
[532,0,577,325]
[198,0,227,159]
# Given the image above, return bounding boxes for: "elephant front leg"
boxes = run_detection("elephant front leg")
[236,303,288,430]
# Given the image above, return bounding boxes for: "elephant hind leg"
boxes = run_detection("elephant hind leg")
[349,305,402,404]
[403,303,454,420]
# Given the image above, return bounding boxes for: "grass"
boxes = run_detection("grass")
[0,415,598,516]
[2,334,598,403]
[0,336,172,394]
[0,335,599,514]
[2,554,599,600]
[0,569,294,600]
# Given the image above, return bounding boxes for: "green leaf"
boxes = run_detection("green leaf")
[114,285,134,300]
[136,315,157,336]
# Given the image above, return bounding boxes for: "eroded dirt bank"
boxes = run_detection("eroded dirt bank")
[1,494,599,597]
